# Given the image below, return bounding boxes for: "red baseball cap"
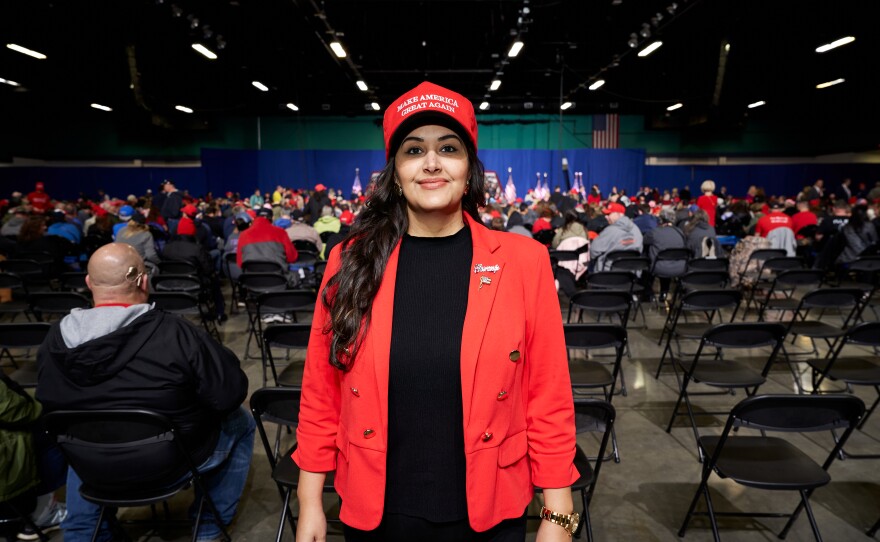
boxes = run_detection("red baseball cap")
[182,204,198,217]
[35,181,45,190]
[603,202,626,215]
[383,81,477,159]
[314,183,326,192]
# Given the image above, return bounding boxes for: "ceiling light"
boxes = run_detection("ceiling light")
[191,43,217,59]
[560,102,573,110]
[638,41,663,57]
[479,101,489,111]
[816,78,845,89]
[252,81,269,92]
[667,102,683,111]
[724,43,731,52]
[175,105,193,113]
[639,23,651,38]
[747,100,766,109]
[0,77,20,87]
[90,103,112,112]
[666,3,678,14]
[216,35,226,50]
[589,79,606,91]
[329,42,347,58]
[508,41,524,58]
[6,43,46,59]
[371,102,380,111]
[628,34,639,48]
[356,80,368,91]
[490,80,501,91]
[816,36,855,53]
[286,103,299,112]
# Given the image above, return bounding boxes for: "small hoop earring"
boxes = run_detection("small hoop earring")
[395,183,403,197]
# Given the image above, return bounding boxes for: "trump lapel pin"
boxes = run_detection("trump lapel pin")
[479,276,492,290]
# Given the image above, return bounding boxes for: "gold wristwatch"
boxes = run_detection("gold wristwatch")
[539,506,580,537]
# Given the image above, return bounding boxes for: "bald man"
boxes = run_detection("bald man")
[37,244,252,542]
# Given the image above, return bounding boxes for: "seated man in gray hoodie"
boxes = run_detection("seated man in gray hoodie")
[590,202,644,271]
[36,243,253,542]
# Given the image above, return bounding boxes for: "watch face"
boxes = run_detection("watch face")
[570,512,580,534]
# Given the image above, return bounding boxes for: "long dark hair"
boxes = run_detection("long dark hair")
[323,138,486,370]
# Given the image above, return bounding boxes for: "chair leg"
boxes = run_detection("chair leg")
[581,488,592,542]
[678,468,708,538]
[191,498,205,542]
[276,487,295,542]
[91,507,108,542]
[778,490,823,542]
[867,516,880,537]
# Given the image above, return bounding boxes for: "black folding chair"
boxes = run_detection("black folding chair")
[238,273,290,359]
[0,272,32,322]
[0,322,51,387]
[157,260,200,276]
[261,323,312,387]
[292,240,320,254]
[807,321,880,459]
[247,289,315,362]
[59,271,89,294]
[678,394,865,542]
[249,387,338,542]
[743,256,804,317]
[222,253,242,314]
[564,324,626,462]
[534,398,615,542]
[149,292,221,340]
[756,269,823,322]
[28,292,91,322]
[241,260,287,274]
[665,322,787,460]
[43,409,232,542]
[656,289,741,378]
[0,259,47,288]
[736,248,787,288]
[687,257,729,273]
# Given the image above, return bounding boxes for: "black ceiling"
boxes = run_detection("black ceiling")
[1,0,877,141]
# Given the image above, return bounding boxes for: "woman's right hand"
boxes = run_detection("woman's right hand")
[296,470,329,541]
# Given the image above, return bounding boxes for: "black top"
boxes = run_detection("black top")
[384,226,472,522]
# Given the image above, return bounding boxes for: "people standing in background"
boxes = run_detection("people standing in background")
[158,180,183,232]
[249,189,265,209]
[26,182,52,214]
[696,180,718,226]
[836,178,853,202]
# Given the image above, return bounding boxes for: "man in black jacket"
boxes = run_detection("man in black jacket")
[36,243,252,542]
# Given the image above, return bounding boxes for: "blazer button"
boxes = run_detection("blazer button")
[350,387,360,397]
[482,431,493,442]
[363,429,376,439]
[509,350,521,362]
[497,390,508,401]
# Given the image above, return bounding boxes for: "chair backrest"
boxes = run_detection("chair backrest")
[729,394,864,434]
[605,250,642,264]
[292,240,320,254]
[242,260,287,274]
[586,271,634,290]
[0,322,52,349]
[747,249,787,265]
[263,323,312,350]
[295,250,319,265]
[760,256,804,274]
[0,271,27,292]
[0,259,43,278]
[799,287,864,310]
[250,387,302,466]
[610,257,651,273]
[701,322,786,350]
[149,292,200,313]
[151,274,201,293]
[158,260,199,276]
[772,269,823,289]
[563,323,627,351]
[59,272,88,291]
[655,248,692,262]
[257,290,316,315]
[568,290,633,323]
[839,321,880,349]
[679,289,742,312]
[687,257,729,272]
[679,270,730,290]
[43,409,196,492]
[29,292,91,317]
[549,249,582,263]
[238,272,288,294]
[849,255,880,273]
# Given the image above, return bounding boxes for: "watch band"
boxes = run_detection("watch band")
[540,506,579,536]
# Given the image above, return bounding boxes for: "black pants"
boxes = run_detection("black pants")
[343,510,527,542]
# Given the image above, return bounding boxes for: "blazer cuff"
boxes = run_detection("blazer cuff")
[291,441,338,473]
[530,450,580,489]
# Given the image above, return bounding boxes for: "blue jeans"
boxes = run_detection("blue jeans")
[62,407,256,542]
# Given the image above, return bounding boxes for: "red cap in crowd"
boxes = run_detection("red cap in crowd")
[182,204,198,217]
[602,202,626,215]
[177,218,196,236]
[383,81,477,159]
[314,183,326,192]
[35,181,45,190]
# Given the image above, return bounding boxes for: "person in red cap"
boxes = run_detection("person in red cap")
[306,184,331,225]
[26,181,52,214]
[589,201,643,271]
[755,200,794,237]
[294,82,578,541]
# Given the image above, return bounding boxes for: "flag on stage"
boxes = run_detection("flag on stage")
[592,114,619,149]
[504,167,517,204]
[352,168,362,195]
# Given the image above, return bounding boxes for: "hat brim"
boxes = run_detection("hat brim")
[387,112,474,159]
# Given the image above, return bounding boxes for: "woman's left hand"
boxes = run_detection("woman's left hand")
[536,520,572,542]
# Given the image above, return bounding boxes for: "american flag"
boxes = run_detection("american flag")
[592,114,619,149]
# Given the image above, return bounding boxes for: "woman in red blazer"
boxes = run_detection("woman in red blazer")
[294,82,578,542]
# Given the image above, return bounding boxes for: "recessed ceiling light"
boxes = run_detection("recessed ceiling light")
[589,79,606,91]
[6,43,46,59]
[286,103,299,112]
[560,102,573,110]
[191,43,217,59]
[816,36,855,53]
[479,101,489,111]
[816,78,845,89]
[667,102,683,111]
[252,81,269,92]
[0,77,20,87]
[90,103,112,112]
[489,80,501,91]
[175,105,194,113]
[747,100,766,109]
[356,80,368,91]
[329,42,347,58]
[638,41,663,57]
[508,41,524,58]
[370,102,380,111]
